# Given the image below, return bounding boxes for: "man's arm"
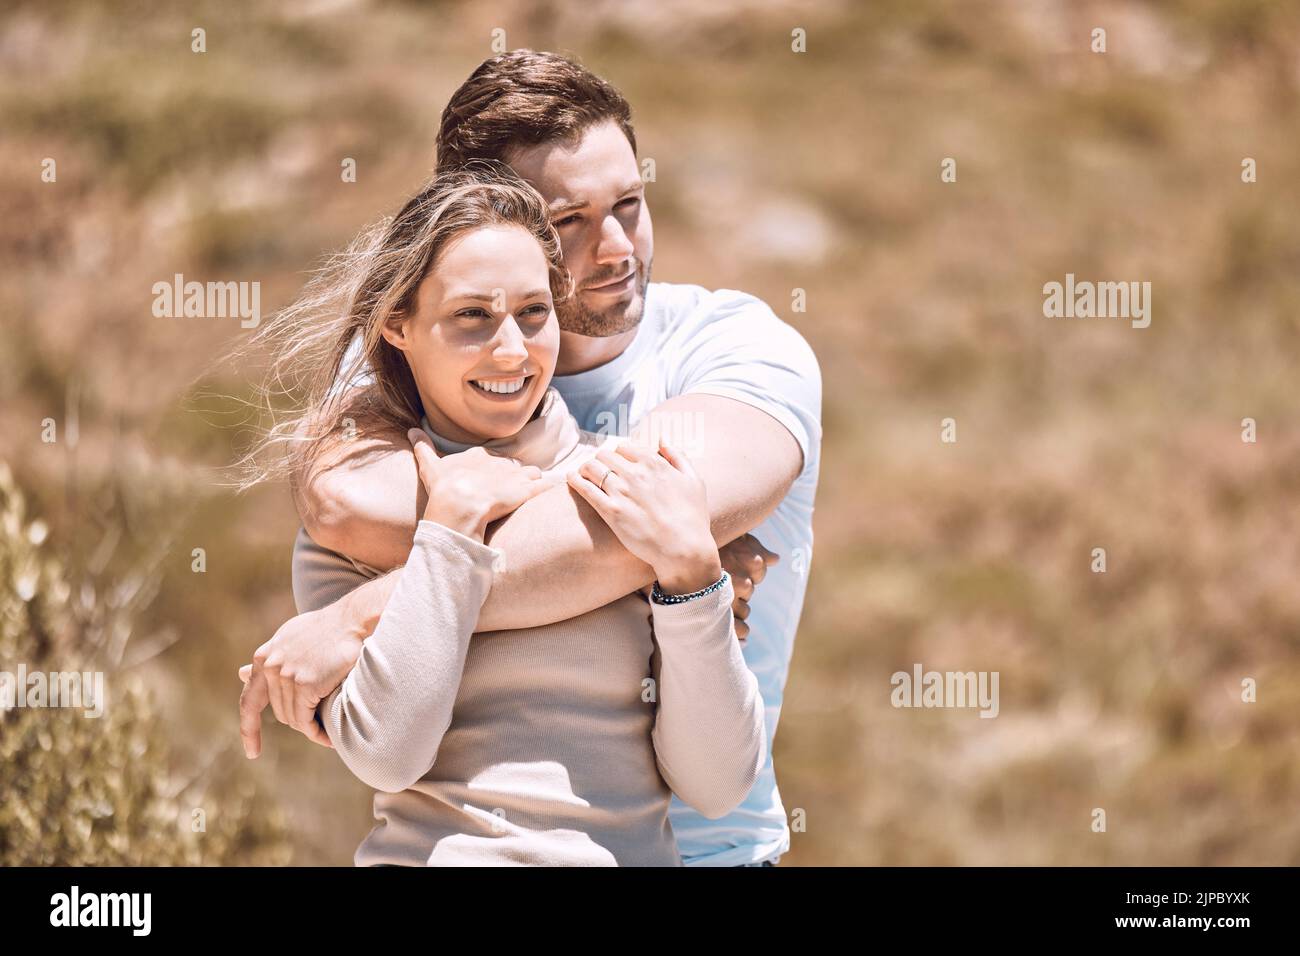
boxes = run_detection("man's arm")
[291,415,425,572]
[239,533,400,759]
[480,393,799,630]
[243,394,796,752]
[293,393,801,632]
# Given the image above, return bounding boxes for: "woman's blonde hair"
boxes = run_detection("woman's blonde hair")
[233,160,570,489]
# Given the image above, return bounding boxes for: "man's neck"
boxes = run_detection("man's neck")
[554,326,640,376]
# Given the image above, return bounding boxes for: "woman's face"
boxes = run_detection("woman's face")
[384,224,560,443]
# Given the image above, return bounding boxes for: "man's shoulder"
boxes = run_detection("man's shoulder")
[649,281,791,334]
[650,281,817,369]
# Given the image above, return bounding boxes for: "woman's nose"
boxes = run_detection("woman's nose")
[492,316,529,361]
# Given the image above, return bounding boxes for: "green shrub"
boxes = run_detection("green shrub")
[0,463,290,865]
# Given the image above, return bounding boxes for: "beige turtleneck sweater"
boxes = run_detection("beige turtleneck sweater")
[292,388,767,866]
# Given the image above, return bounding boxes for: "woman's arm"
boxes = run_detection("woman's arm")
[318,438,543,790]
[564,437,768,817]
[240,438,543,761]
[648,576,767,818]
[319,520,498,793]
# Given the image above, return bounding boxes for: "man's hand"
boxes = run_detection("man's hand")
[718,533,779,643]
[238,606,366,757]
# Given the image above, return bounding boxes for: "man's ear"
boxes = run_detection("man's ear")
[380,308,410,351]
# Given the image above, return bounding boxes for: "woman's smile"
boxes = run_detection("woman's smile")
[468,372,536,400]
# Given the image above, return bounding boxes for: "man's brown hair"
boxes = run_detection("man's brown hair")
[436,50,636,173]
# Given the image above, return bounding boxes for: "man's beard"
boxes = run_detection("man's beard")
[557,256,652,337]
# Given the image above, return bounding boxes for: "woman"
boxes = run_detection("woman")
[244,163,765,865]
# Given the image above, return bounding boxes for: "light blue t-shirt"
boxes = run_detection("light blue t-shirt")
[553,281,822,866]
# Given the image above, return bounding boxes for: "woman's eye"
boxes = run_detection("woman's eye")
[457,308,491,319]
[522,303,550,317]
[617,197,640,209]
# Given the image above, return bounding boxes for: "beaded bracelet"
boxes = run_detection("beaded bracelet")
[650,570,730,606]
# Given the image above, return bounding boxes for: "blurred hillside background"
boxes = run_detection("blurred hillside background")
[2,0,1298,865]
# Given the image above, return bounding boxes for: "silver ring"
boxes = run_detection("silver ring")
[598,465,612,492]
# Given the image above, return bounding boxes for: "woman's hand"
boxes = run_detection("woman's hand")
[567,440,723,596]
[408,429,547,541]
[718,533,779,644]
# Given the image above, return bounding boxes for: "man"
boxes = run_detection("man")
[239,50,821,867]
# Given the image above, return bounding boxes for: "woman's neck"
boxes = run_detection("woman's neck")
[421,406,532,447]
[417,388,580,472]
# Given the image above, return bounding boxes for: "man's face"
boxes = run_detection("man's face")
[507,120,653,337]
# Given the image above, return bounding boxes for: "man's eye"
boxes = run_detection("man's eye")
[554,214,580,227]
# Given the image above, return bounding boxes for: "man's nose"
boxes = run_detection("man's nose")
[594,214,634,265]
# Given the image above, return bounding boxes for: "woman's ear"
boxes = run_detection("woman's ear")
[380,308,410,351]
